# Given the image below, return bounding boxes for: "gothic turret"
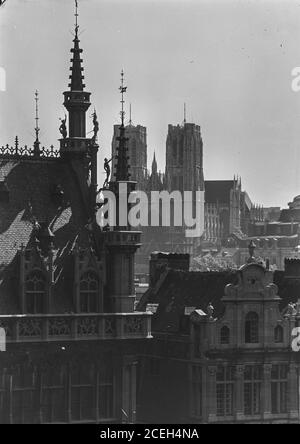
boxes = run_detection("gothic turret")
[60,1,91,156]
[59,2,98,220]
[106,72,142,312]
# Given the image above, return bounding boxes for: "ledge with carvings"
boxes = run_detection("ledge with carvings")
[0,312,152,343]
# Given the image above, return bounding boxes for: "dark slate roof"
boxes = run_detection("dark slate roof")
[137,269,237,333]
[274,270,300,309]
[138,268,296,334]
[204,180,234,204]
[0,158,90,314]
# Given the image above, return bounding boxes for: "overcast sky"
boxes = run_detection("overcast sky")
[1,0,300,207]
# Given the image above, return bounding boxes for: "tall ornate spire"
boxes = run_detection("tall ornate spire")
[115,70,130,182]
[69,0,85,91]
[63,0,91,140]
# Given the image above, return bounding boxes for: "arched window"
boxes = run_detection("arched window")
[172,140,177,160]
[274,325,284,343]
[131,140,137,165]
[245,312,259,344]
[220,326,230,345]
[25,271,46,314]
[79,271,99,313]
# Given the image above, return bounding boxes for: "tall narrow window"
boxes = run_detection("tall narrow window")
[271,365,288,414]
[25,271,46,314]
[216,366,234,417]
[79,272,99,313]
[244,365,262,416]
[220,326,230,345]
[0,370,6,423]
[274,325,284,344]
[194,325,201,358]
[245,312,259,344]
[42,365,66,423]
[99,359,115,420]
[172,140,177,160]
[11,365,38,424]
[71,363,95,422]
[131,140,137,165]
[191,366,202,418]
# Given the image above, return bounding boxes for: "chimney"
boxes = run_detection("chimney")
[149,252,190,288]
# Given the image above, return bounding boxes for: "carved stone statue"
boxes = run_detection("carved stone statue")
[247,240,256,263]
[91,110,99,143]
[59,115,67,139]
[207,301,214,319]
[103,157,112,188]
[284,301,296,317]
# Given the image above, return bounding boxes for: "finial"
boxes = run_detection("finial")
[115,70,130,182]
[74,0,79,36]
[184,102,186,124]
[35,90,40,143]
[129,103,132,126]
[119,70,127,127]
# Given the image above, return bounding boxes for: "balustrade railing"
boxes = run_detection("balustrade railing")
[0,312,152,343]
[0,139,60,159]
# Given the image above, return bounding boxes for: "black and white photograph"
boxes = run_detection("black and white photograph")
[1,0,300,428]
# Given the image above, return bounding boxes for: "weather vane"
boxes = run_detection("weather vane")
[75,0,79,35]
[35,90,40,142]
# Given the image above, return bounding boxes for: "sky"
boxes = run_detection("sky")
[1,0,300,208]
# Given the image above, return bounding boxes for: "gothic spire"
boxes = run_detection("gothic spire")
[115,70,130,182]
[69,0,85,92]
[63,0,91,140]
[152,152,157,174]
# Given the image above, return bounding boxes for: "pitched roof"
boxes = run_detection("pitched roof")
[0,158,91,313]
[137,268,297,334]
[137,269,237,333]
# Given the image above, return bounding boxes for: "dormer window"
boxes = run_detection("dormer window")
[79,271,99,313]
[245,312,259,344]
[25,271,46,314]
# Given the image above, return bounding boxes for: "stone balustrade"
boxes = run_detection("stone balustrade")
[0,312,152,343]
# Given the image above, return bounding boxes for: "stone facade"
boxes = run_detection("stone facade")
[231,196,300,270]
[0,15,152,424]
[138,252,300,424]
[111,123,148,189]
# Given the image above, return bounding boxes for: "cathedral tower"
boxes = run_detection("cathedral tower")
[165,120,205,255]
[165,122,204,193]
[111,119,148,190]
